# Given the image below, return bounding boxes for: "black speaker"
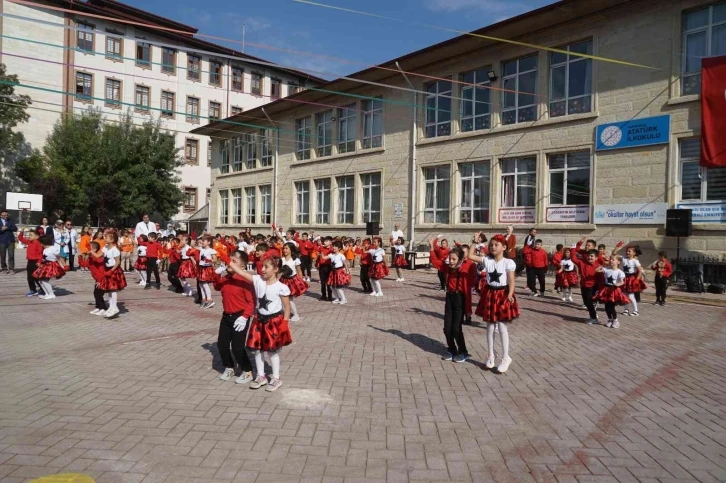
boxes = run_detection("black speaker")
[365,221,380,236]
[666,209,692,237]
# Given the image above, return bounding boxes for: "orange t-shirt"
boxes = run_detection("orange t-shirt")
[344,247,355,260]
[94,238,106,249]
[120,236,134,252]
[79,234,91,254]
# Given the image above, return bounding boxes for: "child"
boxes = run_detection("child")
[214,250,256,384]
[33,234,66,300]
[177,235,197,297]
[344,239,356,269]
[615,244,646,316]
[139,232,161,289]
[295,232,314,282]
[88,241,108,315]
[468,234,519,373]
[119,229,134,273]
[391,237,408,282]
[650,251,673,306]
[160,237,170,273]
[99,231,127,318]
[77,226,92,272]
[458,244,478,326]
[167,237,184,294]
[280,244,308,321]
[440,247,471,363]
[328,241,351,304]
[551,244,564,294]
[527,239,548,297]
[573,237,600,324]
[556,248,578,303]
[92,229,106,250]
[357,239,373,293]
[228,255,292,392]
[593,255,630,328]
[17,229,44,296]
[368,236,388,297]
[134,235,148,286]
[315,237,334,301]
[197,235,218,309]
[430,235,450,290]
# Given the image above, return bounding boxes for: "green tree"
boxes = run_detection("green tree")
[0,63,33,195]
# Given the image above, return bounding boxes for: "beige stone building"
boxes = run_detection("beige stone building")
[193,0,726,267]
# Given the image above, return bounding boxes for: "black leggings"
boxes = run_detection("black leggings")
[217,312,252,372]
[444,292,467,356]
[94,286,107,310]
[360,264,372,292]
[168,262,183,292]
[437,271,446,289]
[655,275,668,302]
[527,267,546,293]
[580,286,597,319]
[300,256,312,278]
[146,257,160,285]
[319,264,332,299]
[26,260,42,293]
[605,301,617,319]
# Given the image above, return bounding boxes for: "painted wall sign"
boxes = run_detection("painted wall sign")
[546,205,590,223]
[593,202,668,224]
[498,208,535,224]
[393,203,404,219]
[595,114,670,151]
[676,202,726,223]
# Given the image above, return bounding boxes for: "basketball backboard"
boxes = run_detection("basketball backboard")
[5,193,43,212]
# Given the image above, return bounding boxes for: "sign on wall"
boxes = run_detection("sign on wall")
[498,208,535,224]
[546,206,590,223]
[595,114,670,151]
[593,202,668,225]
[676,202,726,223]
[393,203,404,219]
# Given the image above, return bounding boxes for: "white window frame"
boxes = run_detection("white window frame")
[338,103,357,153]
[160,90,174,117]
[186,96,200,122]
[221,140,230,174]
[459,161,490,224]
[315,178,331,224]
[362,98,383,149]
[209,101,221,121]
[679,138,726,202]
[423,166,451,224]
[501,54,538,125]
[232,188,242,225]
[682,2,726,95]
[77,23,93,52]
[245,187,256,224]
[106,36,121,60]
[501,156,537,208]
[296,117,311,160]
[295,181,310,224]
[316,110,333,157]
[361,172,382,223]
[246,132,257,169]
[424,79,452,138]
[549,40,593,118]
[232,136,244,172]
[460,68,491,133]
[260,129,273,167]
[219,189,229,225]
[336,176,354,224]
[260,185,272,224]
[75,72,92,99]
[547,151,592,206]
[105,78,121,106]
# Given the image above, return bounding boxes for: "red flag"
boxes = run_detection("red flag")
[700,56,726,168]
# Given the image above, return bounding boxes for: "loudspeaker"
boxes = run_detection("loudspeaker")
[666,209,692,237]
[366,221,380,236]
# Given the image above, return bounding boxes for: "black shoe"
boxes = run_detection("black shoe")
[175,288,184,294]
[144,284,151,290]
[155,283,161,290]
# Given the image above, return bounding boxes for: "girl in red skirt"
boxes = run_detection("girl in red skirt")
[99,231,127,319]
[391,237,408,282]
[327,241,351,304]
[281,243,308,321]
[556,248,578,303]
[134,235,148,286]
[593,256,629,328]
[615,244,646,316]
[197,235,218,309]
[367,237,389,297]
[177,235,197,297]
[33,234,66,300]
[228,255,292,392]
[468,235,520,374]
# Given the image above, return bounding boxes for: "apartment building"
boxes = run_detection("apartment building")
[194,0,725,261]
[0,0,323,223]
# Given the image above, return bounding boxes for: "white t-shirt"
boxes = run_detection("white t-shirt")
[484,257,516,287]
[180,245,192,260]
[369,248,385,263]
[622,258,641,276]
[282,257,301,273]
[137,245,147,257]
[561,259,576,272]
[394,245,406,256]
[199,248,217,267]
[43,245,61,262]
[603,268,625,286]
[104,246,121,268]
[390,230,404,243]
[328,253,346,269]
[238,241,251,252]
[252,274,290,316]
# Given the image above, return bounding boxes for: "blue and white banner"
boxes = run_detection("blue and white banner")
[595,115,670,151]
[593,202,668,225]
[676,202,726,223]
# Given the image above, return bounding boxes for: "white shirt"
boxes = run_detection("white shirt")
[484,257,516,287]
[42,245,61,262]
[390,230,404,243]
[328,253,346,269]
[394,245,406,256]
[137,245,147,257]
[135,221,157,237]
[162,229,176,237]
[622,258,641,276]
[561,259,576,272]
[104,246,121,268]
[199,248,217,267]
[369,248,385,263]
[180,245,192,260]
[603,268,625,286]
[238,241,251,252]
[282,257,301,273]
[252,274,290,315]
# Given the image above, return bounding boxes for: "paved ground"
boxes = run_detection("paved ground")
[0,255,725,483]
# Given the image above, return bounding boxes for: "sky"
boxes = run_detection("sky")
[123,0,556,80]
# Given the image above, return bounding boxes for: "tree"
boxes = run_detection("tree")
[16,108,184,225]
[0,63,33,195]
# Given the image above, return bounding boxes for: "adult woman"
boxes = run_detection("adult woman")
[504,226,517,259]
[37,217,50,236]
[53,220,70,261]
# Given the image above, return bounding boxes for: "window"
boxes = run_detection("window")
[270,79,281,99]
[251,73,262,95]
[77,23,93,52]
[338,103,356,153]
[296,117,311,160]
[502,54,538,125]
[136,41,151,67]
[295,181,310,224]
[135,85,150,112]
[459,162,490,223]
[550,40,592,117]
[162,48,176,74]
[231,106,243,115]
[460,68,491,132]
[187,55,201,81]
[501,157,537,207]
[186,96,200,123]
[219,189,229,224]
[184,187,197,213]
[104,78,121,107]
[207,142,212,165]
[288,82,302,94]
[221,140,230,174]
[260,185,272,224]
[105,36,121,60]
[232,188,242,225]
[209,61,222,86]
[361,173,381,223]
[316,110,333,157]
[315,179,331,224]
[682,3,726,95]
[336,176,354,224]
[209,101,221,121]
[362,98,383,149]
[232,136,244,172]
[680,138,726,201]
[424,79,452,138]
[161,91,175,117]
[232,67,244,91]
[260,129,273,167]
[75,72,92,101]
[185,139,199,164]
[246,133,257,169]
[548,151,591,206]
[245,187,256,224]
[423,166,451,223]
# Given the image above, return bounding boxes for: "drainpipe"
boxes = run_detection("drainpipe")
[262,106,278,226]
[395,62,417,251]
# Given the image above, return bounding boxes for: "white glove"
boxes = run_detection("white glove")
[233,317,247,332]
[215,264,227,275]
[437,234,443,239]
[157,259,162,265]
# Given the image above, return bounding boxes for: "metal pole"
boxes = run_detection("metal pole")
[395,61,417,252]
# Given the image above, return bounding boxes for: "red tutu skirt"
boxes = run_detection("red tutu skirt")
[623,275,647,293]
[368,262,389,280]
[33,261,66,280]
[197,265,216,282]
[328,268,351,287]
[281,275,309,297]
[593,286,631,304]
[475,286,520,322]
[99,267,127,291]
[78,254,89,269]
[247,313,293,352]
[133,256,147,271]
[556,271,579,288]
[477,275,488,294]
[177,259,196,279]
[392,254,408,268]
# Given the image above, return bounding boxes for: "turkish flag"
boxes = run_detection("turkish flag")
[700,56,726,168]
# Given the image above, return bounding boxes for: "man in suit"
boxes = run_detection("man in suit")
[0,210,18,274]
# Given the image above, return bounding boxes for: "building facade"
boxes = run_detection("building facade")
[194,0,725,262]
[0,0,322,224]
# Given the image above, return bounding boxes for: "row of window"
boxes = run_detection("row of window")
[219,131,276,173]
[681,2,726,95]
[182,186,211,214]
[293,173,381,225]
[218,185,273,225]
[76,24,302,97]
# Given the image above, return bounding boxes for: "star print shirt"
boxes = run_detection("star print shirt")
[252,274,290,316]
[394,245,406,256]
[282,257,301,273]
[180,245,192,260]
[137,245,147,257]
[622,258,641,276]
[561,259,576,272]
[327,253,346,269]
[103,246,121,268]
[603,268,625,286]
[484,257,516,287]
[369,248,386,263]
[42,245,61,262]
[199,248,217,267]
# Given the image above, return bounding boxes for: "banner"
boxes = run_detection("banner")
[595,115,670,151]
[676,202,726,223]
[546,206,590,223]
[593,202,668,225]
[701,56,726,168]
[498,208,535,224]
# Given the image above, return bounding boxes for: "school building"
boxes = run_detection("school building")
[193,0,726,268]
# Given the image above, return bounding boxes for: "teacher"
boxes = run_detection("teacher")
[0,210,18,274]
[134,214,158,238]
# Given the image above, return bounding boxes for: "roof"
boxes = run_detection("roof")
[191,0,631,137]
[187,203,209,222]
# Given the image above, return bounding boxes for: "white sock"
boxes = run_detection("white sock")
[628,293,638,312]
[373,280,382,294]
[486,322,496,356]
[338,288,346,302]
[40,280,54,297]
[290,300,298,317]
[138,270,147,283]
[269,351,280,379]
[201,283,211,300]
[182,280,193,296]
[499,322,510,359]
[108,291,118,310]
[254,350,264,376]
[396,268,402,279]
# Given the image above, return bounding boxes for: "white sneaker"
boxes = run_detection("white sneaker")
[96,310,107,317]
[138,280,145,286]
[290,315,300,322]
[369,292,377,297]
[219,368,235,381]
[339,300,348,305]
[104,308,119,318]
[235,371,253,384]
[332,299,340,304]
[623,309,630,316]
[497,356,513,373]
[90,309,101,315]
[206,301,215,309]
[399,278,404,282]
[567,297,574,302]
[41,295,56,300]
[485,354,496,369]
[265,377,283,392]
[375,292,383,297]
[561,297,567,302]
[250,375,268,389]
